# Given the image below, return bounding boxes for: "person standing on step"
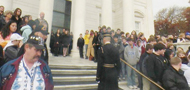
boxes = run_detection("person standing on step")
[96,34,121,90]
[77,33,84,58]
[84,30,90,59]
[124,38,140,89]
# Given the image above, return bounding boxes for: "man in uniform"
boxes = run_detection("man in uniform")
[96,34,121,90]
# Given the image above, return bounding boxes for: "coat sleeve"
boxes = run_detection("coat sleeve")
[96,48,104,80]
[136,47,140,62]
[5,47,18,61]
[77,38,79,47]
[116,50,121,77]
[124,47,129,61]
[162,71,179,90]
[146,56,157,82]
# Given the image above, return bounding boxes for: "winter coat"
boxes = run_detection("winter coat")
[0,17,6,31]
[0,55,54,90]
[181,64,190,87]
[4,45,19,62]
[87,36,94,57]
[162,66,190,90]
[20,25,32,43]
[61,34,71,47]
[77,37,84,48]
[146,53,169,82]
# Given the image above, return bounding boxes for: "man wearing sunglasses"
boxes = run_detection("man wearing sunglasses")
[0,36,54,90]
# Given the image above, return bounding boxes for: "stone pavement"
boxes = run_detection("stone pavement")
[49,51,140,90]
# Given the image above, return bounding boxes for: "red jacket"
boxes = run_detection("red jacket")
[0,55,54,90]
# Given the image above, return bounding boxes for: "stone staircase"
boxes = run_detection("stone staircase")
[50,64,127,90]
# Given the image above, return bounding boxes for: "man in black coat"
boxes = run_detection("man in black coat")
[162,57,190,90]
[77,34,84,58]
[146,43,169,90]
[139,44,153,90]
[96,34,121,90]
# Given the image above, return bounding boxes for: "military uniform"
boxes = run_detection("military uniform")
[96,42,121,90]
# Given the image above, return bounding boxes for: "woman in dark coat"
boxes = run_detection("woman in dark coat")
[54,29,61,56]
[11,8,22,33]
[61,30,71,57]
[92,31,99,62]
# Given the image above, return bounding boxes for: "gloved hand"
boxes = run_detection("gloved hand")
[96,77,100,83]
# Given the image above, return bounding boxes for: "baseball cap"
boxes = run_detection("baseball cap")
[27,36,45,49]
[10,33,24,41]
[186,32,190,36]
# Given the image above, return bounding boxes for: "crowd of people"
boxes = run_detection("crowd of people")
[77,25,190,90]
[49,28,73,57]
[0,5,54,89]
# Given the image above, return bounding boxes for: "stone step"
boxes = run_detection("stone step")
[54,81,127,90]
[53,76,96,85]
[53,76,96,82]
[49,65,97,70]
[51,69,96,75]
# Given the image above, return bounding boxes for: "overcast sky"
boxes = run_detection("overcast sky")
[152,0,190,16]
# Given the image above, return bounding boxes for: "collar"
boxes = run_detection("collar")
[22,58,41,70]
[105,41,111,45]
[12,55,46,70]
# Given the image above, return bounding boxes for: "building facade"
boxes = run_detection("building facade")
[1,0,154,50]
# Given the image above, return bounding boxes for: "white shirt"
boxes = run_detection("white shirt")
[11,59,45,90]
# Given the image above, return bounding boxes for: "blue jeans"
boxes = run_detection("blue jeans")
[126,65,136,86]
[120,61,126,79]
[85,44,88,58]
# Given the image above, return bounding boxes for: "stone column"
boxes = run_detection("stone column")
[70,0,86,51]
[123,0,134,33]
[1,0,13,11]
[38,0,54,48]
[101,0,112,27]
[146,0,154,37]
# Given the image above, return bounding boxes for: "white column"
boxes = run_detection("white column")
[123,0,134,33]
[70,0,86,51]
[101,0,112,27]
[146,0,154,38]
[38,0,54,48]
[1,0,13,11]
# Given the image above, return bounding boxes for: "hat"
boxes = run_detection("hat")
[10,33,24,41]
[34,30,49,35]
[186,32,190,36]
[27,36,45,49]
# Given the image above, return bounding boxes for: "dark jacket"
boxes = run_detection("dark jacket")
[35,19,48,32]
[96,43,121,90]
[162,66,190,90]
[11,16,22,31]
[4,45,20,62]
[146,53,169,83]
[61,34,71,47]
[92,36,99,45]
[0,17,6,31]
[139,52,150,75]
[54,33,61,47]
[77,37,84,48]
[0,55,54,90]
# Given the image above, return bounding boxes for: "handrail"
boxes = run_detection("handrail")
[120,58,165,90]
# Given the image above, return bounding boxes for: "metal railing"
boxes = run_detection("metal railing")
[120,58,165,90]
